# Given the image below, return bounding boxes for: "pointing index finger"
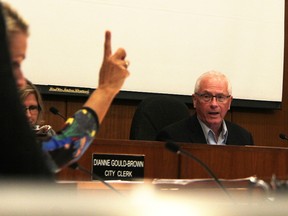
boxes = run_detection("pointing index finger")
[104,31,112,58]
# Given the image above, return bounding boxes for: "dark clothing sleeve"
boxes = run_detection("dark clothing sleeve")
[42,107,99,172]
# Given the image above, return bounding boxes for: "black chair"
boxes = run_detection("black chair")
[130,95,190,141]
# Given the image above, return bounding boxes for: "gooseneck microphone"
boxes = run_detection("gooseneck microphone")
[49,107,66,121]
[279,133,288,141]
[165,142,232,200]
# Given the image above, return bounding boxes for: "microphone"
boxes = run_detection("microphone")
[279,133,288,141]
[69,162,123,196]
[49,106,66,121]
[165,142,232,200]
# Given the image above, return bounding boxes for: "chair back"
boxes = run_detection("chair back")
[130,95,190,140]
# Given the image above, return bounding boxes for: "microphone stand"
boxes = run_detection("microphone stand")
[49,107,123,196]
[49,107,66,121]
[165,142,234,201]
[69,162,124,196]
[279,133,288,141]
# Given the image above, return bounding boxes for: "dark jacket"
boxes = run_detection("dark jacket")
[156,114,254,145]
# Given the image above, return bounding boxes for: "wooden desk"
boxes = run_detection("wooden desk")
[57,177,270,203]
[180,144,288,181]
[56,139,179,180]
[56,139,288,182]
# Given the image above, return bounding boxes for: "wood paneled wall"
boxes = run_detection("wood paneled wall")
[42,2,288,148]
[42,91,288,148]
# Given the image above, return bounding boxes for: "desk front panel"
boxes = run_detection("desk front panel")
[56,139,179,180]
[179,144,288,181]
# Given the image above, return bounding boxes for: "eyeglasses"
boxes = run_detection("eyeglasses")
[195,93,231,103]
[24,105,40,114]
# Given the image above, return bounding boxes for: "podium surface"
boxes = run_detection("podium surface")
[57,139,288,182]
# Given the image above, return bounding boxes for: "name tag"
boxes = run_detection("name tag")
[92,153,145,181]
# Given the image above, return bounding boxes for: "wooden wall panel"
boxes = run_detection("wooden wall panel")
[42,96,288,148]
[42,95,67,132]
[63,98,138,139]
[96,100,137,139]
[43,95,288,148]
[231,109,288,147]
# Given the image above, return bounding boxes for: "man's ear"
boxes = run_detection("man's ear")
[228,96,233,110]
[192,94,196,108]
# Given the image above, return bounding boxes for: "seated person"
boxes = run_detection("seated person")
[156,71,254,146]
[19,80,56,137]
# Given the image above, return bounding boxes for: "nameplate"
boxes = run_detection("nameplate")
[92,153,145,181]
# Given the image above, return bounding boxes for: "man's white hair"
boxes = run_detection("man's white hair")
[194,70,232,95]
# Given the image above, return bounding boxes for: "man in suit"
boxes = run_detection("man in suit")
[156,71,253,145]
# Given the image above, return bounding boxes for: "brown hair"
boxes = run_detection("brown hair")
[1,1,29,42]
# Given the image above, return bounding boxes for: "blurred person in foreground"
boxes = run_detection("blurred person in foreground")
[0,1,130,177]
[156,71,253,146]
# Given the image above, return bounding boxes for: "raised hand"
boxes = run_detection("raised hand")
[98,31,130,96]
[84,31,130,123]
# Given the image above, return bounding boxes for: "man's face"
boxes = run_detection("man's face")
[192,77,232,131]
[9,32,27,89]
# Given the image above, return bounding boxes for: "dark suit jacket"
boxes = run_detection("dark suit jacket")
[156,114,254,146]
